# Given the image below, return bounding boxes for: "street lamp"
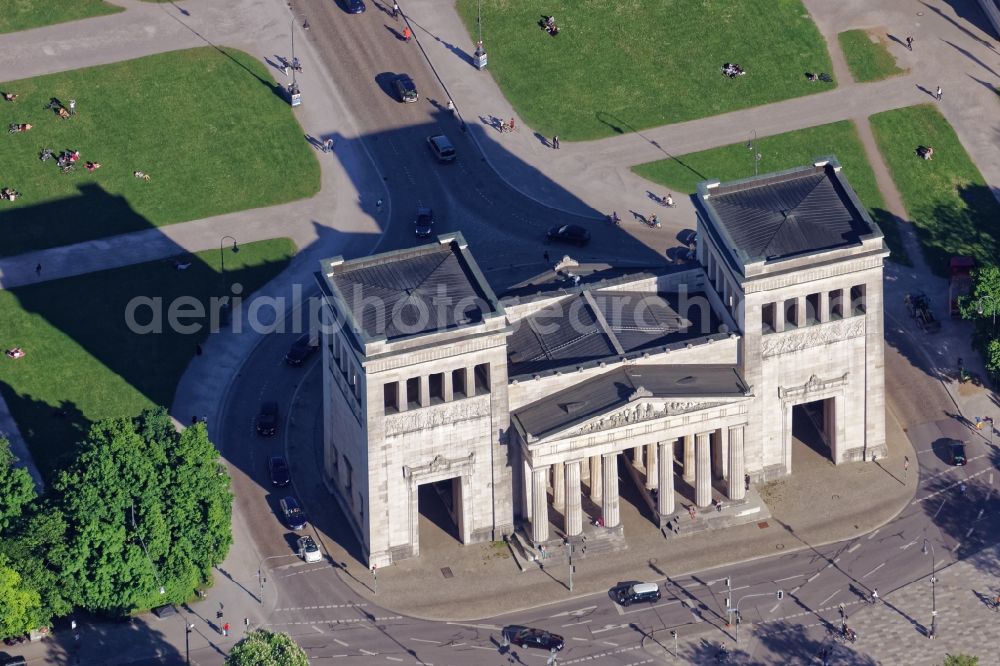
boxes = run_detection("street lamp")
[733,589,783,644]
[257,553,298,605]
[287,17,302,106]
[922,539,937,639]
[473,0,487,70]
[185,623,195,665]
[220,236,239,285]
[745,130,762,177]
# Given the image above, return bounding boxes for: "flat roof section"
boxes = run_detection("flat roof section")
[513,364,750,441]
[697,160,875,263]
[507,291,721,378]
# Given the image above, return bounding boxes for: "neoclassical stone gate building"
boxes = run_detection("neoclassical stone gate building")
[318,158,888,567]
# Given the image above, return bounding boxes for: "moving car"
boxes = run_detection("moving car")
[427,134,456,163]
[414,207,434,237]
[611,582,661,606]
[280,496,307,530]
[342,0,366,13]
[269,456,291,487]
[298,535,322,563]
[950,440,967,466]
[393,75,418,103]
[285,333,319,366]
[257,401,279,436]
[501,625,564,652]
[546,224,591,246]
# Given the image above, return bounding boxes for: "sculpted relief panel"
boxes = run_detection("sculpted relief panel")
[761,317,865,358]
[568,401,726,437]
[385,396,491,436]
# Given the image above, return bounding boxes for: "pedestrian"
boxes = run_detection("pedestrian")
[960,482,967,494]
[935,85,942,101]
[552,135,560,149]
[35,263,41,276]
[223,622,230,637]
[543,250,550,263]
[447,99,455,114]
[324,137,335,153]
[195,343,203,356]
[744,473,750,492]
[283,64,290,77]
[376,198,383,211]
[68,99,76,115]
[392,1,399,18]
[904,455,909,476]
[905,35,913,51]
[302,19,310,30]
[402,26,412,41]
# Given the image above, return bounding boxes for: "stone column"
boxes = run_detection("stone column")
[443,370,454,402]
[590,455,602,502]
[728,425,746,500]
[552,462,565,510]
[720,426,730,480]
[645,442,658,490]
[632,445,644,471]
[602,452,620,528]
[796,295,807,327]
[657,441,674,515]
[818,290,830,323]
[682,435,695,483]
[531,466,549,542]
[419,375,430,407]
[774,299,786,333]
[695,432,712,507]
[564,461,582,536]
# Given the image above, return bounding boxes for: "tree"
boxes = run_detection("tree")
[943,655,979,666]
[0,437,36,534]
[0,509,72,628]
[0,554,42,640]
[52,408,232,615]
[225,630,310,666]
[959,265,1000,380]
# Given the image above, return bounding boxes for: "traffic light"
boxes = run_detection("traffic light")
[725,577,731,587]
[777,590,784,600]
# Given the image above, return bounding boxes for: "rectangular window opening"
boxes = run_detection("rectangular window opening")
[784,298,799,330]
[383,382,399,413]
[851,284,867,315]
[805,293,820,326]
[761,302,776,334]
[474,363,490,395]
[429,373,444,404]
[406,377,421,409]
[829,289,843,320]
[452,369,468,399]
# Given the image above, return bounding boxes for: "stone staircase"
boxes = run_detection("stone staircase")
[664,486,771,537]
[510,523,628,571]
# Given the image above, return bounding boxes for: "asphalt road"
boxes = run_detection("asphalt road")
[206,3,1000,665]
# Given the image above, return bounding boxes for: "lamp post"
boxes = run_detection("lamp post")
[287,17,301,105]
[922,539,937,639]
[473,0,487,69]
[220,236,239,286]
[746,130,761,177]
[185,623,195,665]
[257,553,297,605]
[733,589,783,643]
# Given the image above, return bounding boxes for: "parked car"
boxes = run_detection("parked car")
[501,625,564,652]
[611,582,661,606]
[298,535,322,563]
[151,604,177,619]
[280,496,307,530]
[427,134,456,162]
[269,456,291,487]
[285,333,319,366]
[414,207,434,237]
[257,401,279,436]
[393,75,418,103]
[546,224,591,246]
[950,440,967,466]
[342,0,366,13]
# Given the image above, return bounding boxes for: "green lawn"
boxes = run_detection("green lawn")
[870,104,1000,275]
[0,0,122,34]
[0,48,319,257]
[0,238,296,476]
[456,0,834,140]
[838,29,906,82]
[631,120,909,264]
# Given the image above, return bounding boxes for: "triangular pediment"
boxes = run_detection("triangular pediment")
[560,399,730,439]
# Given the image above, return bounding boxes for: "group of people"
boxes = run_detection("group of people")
[5,347,26,359]
[541,15,559,36]
[721,63,746,78]
[1,187,21,202]
[917,145,935,160]
[499,117,516,133]
[8,123,32,134]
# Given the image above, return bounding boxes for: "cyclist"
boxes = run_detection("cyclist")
[871,587,879,603]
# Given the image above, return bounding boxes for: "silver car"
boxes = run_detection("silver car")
[298,535,322,563]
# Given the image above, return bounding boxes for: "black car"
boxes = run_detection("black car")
[546,224,590,246]
[427,134,456,162]
[393,75,418,103]
[501,625,564,652]
[414,206,434,237]
[343,0,366,13]
[611,582,661,606]
[950,441,967,466]
[285,333,319,366]
[280,496,307,530]
[269,456,291,487]
[257,401,279,436]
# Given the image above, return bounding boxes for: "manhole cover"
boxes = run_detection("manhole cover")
[757,521,770,529]
[441,567,454,579]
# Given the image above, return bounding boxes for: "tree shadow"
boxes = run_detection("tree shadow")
[920,1,998,53]
[751,620,878,665]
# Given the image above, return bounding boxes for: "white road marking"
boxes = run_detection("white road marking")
[933,500,947,519]
[768,603,780,613]
[463,645,496,651]
[386,658,403,662]
[408,638,438,645]
[571,637,587,641]
[791,586,801,594]
[806,572,820,583]
[275,603,367,612]
[867,528,881,540]
[862,563,884,578]
[775,574,802,582]
[602,641,619,647]
[966,527,975,537]
[820,589,841,606]
[847,543,861,553]
[360,649,376,656]
[333,638,349,647]
[445,622,502,631]
[900,538,919,550]
[552,605,597,618]
[592,623,629,634]
[730,585,750,592]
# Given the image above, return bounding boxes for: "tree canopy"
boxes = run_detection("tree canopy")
[943,655,979,666]
[225,629,310,666]
[0,437,36,534]
[959,265,1000,378]
[0,554,42,640]
[52,408,232,615]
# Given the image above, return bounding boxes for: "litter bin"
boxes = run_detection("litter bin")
[474,47,487,70]
[287,83,301,107]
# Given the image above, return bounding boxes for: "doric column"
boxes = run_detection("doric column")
[728,425,746,501]
[443,370,453,402]
[552,462,565,510]
[419,375,430,407]
[796,295,807,327]
[774,299,786,333]
[720,426,729,480]
[602,452,620,528]
[818,290,830,323]
[695,432,712,507]
[590,455,602,502]
[645,442,658,489]
[632,445,644,471]
[564,461,582,536]
[657,441,674,515]
[682,435,695,483]
[531,466,550,542]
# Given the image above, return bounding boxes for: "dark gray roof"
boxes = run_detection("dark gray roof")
[513,365,749,440]
[323,236,500,342]
[697,161,874,262]
[507,291,722,378]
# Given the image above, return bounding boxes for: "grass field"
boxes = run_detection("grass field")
[870,104,1000,275]
[631,120,909,264]
[0,0,122,34]
[0,48,319,257]
[456,0,834,140]
[838,29,906,82]
[0,238,296,476]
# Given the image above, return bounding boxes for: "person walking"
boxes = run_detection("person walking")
[402,26,412,42]
[392,1,399,18]
[222,622,230,637]
[543,250,550,263]
[935,86,942,101]
[324,137,335,153]
[905,35,913,51]
[35,263,41,277]
[552,135,560,149]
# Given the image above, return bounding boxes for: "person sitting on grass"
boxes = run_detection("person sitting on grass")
[57,106,71,119]
[2,92,17,102]
[916,146,934,160]
[1,187,21,201]
[85,161,102,172]
[134,170,151,181]
[5,347,25,359]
